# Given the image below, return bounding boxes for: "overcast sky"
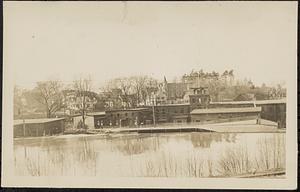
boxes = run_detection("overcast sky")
[4,1,297,90]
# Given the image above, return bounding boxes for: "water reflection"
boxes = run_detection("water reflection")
[112,136,160,155]
[190,133,237,148]
[14,132,285,177]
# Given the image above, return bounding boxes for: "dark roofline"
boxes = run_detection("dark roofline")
[153,103,190,107]
[106,108,150,112]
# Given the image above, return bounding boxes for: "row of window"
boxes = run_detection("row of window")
[109,112,141,118]
[156,96,165,100]
[155,107,189,114]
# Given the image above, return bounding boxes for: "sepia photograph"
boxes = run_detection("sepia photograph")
[1,1,297,189]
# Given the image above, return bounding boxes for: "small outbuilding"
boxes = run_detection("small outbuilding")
[87,111,106,129]
[14,118,65,138]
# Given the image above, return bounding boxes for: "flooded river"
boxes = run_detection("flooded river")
[14,132,285,177]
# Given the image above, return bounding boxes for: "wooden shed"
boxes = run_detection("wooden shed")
[190,107,261,123]
[13,118,65,138]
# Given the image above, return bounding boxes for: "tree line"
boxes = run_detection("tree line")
[14,70,286,120]
[13,75,159,120]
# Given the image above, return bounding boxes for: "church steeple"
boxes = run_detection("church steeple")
[164,76,167,84]
[163,76,168,95]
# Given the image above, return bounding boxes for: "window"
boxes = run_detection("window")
[198,98,202,103]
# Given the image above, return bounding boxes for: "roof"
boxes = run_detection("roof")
[87,111,106,116]
[210,98,286,105]
[255,99,286,105]
[14,118,65,126]
[234,93,255,101]
[155,103,190,107]
[167,82,188,87]
[173,115,189,119]
[106,108,150,112]
[190,107,261,115]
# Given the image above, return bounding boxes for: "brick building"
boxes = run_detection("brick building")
[90,108,153,128]
[188,87,211,110]
[150,104,191,123]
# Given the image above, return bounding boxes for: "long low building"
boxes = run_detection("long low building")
[79,99,285,129]
[88,108,153,128]
[89,104,192,128]
[209,99,286,127]
[190,107,262,123]
[14,118,65,138]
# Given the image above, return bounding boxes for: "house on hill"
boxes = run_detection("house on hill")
[234,93,256,101]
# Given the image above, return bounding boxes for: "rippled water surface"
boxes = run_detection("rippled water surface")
[14,132,285,177]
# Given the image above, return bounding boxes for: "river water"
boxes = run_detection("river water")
[14,132,285,177]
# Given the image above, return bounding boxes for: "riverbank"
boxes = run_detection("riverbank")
[86,119,285,135]
[232,168,285,178]
[14,119,284,140]
[209,168,285,178]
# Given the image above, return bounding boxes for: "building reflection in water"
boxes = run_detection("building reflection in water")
[111,132,238,154]
[190,133,237,148]
[112,135,162,155]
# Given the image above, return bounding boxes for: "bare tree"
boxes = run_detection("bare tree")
[14,85,24,117]
[140,77,159,105]
[102,76,159,108]
[73,76,93,128]
[131,76,147,105]
[35,81,63,118]
[131,75,159,105]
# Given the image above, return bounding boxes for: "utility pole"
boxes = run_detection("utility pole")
[21,97,27,137]
[152,105,156,127]
[151,93,156,127]
[22,110,25,137]
[62,97,66,117]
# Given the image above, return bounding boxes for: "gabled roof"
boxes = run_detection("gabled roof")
[234,93,255,101]
[190,107,261,114]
